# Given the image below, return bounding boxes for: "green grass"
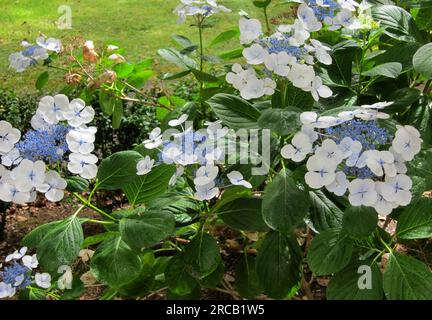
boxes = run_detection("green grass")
[0,0,290,94]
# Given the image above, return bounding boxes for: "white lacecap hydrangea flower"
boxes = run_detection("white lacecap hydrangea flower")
[229,1,363,101]
[138,115,253,201]
[0,93,98,205]
[280,103,421,215]
[9,36,61,73]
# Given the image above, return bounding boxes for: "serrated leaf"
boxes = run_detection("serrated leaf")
[363,62,402,78]
[183,232,221,278]
[119,209,175,249]
[256,232,302,299]
[37,216,83,272]
[307,228,353,275]
[258,108,301,136]
[91,236,142,288]
[372,5,425,42]
[262,169,311,232]
[217,197,269,232]
[235,256,263,299]
[383,252,432,299]
[327,261,384,300]
[123,164,175,206]
[97,151,143,190]
[65,176,89,192]
[309,190,343,232]
[396,197,432,239]
[413,43,432,78]
[207,93,261,129]
[342,206,378,237]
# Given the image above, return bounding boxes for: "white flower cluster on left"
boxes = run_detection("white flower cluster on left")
[281,102,422,215]
[9,36,61,73]
[0,246,72,299]
[0,95,97,204]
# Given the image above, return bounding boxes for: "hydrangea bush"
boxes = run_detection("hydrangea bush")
[1,0,432,300]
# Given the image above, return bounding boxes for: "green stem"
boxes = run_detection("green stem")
[379,237,393,253]
[73,204,86,217]
[47,64,69,72]
[423,79,432,95]
[198,22,204,74]
[83,218,115,225]
[87,183,99,203]
[72,192,118,222]
[198,19,205,99]
[263,7,271,35]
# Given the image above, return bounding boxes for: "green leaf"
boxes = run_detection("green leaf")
[200,262,225,289]
[383,252,432,299]
[396,197,432,239]
[324,46,359,86]
[183,232,221,278]
[212,186,252,212]
[21,220,63,247]
[218,48,243,60]
[342,206,378,237]
[82,231,117,248]
[127,70,153,88]
[327,261,384,300]
[161,70,191,80]
[119,209,175,249]
[256,232,302,299]
[210,29,239,47]
[123,164,175,206]
[258,108,301,136]
[307,228,353,275]
[253,0,271,8]
[372,42,421,69]
[35,71,49,91]
[113,63,134,78]
[112,102,123,129]
[190,69,219,82]
[217,197,269,232]
[91,236,143,288]
[157,48,197,69]
[262,169,311,232]
[235,256,263,299]
[134,58,153,72]
[99,91,117,116]
[165,255,199,296]
[362,62,402,78]
[97,151,143,190]
[383,88,421,112]
[65,176,89,192]
[372,5,425,42]
[37,216,83,272]
[413,43,432,78]
[171,34,193,48]
[309,190,343,232]
[207,93,261,130]
[272,82,314,108]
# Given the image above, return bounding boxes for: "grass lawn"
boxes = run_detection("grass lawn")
[0,0,290,94]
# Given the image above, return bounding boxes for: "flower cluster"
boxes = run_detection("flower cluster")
[281,102,422,215]
[9,36,61,72]
[0,247,72,299]
[227,1,361,101]
[173,0,231,24]
[0,95,97,204]
[137,115,252,201]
